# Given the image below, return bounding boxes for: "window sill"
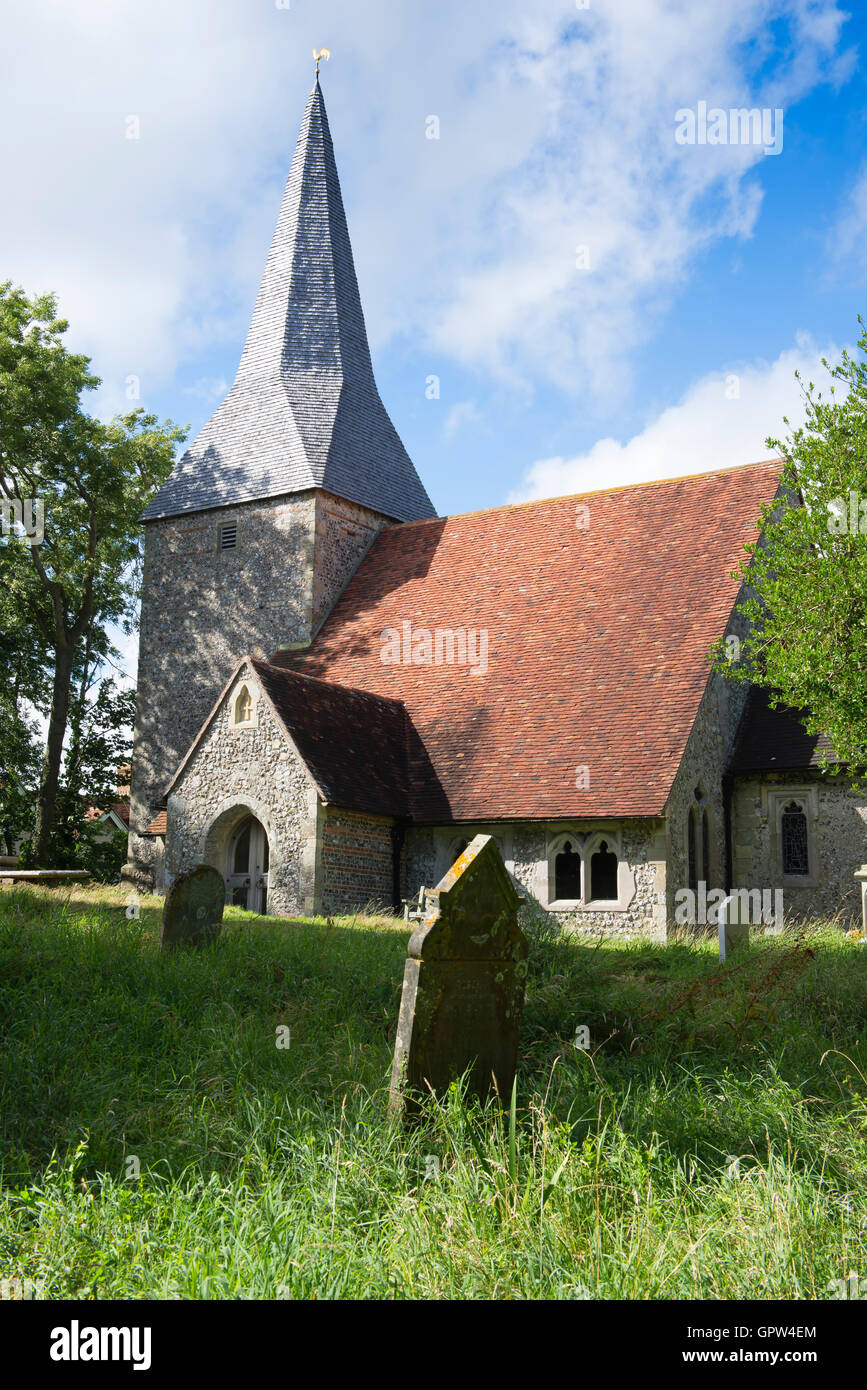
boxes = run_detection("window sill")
[548,899,628,913]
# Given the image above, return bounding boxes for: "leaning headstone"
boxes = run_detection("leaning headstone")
[855,865,867,935]
[715,894,750,963]
[389,834,527,1119]
[159,865,225,951]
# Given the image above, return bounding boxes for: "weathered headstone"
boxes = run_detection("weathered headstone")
[855,865,867,935]
[715,894,750,962]
[159,865,225,951]
[389,834,527,1118]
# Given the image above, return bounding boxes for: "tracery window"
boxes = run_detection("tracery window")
[781,801,809,876]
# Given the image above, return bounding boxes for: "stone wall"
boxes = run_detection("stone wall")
[731,771,866,922]
[320,808,395,915]
[163,662,319,916]
[403,820,667,938]
[127,487,389,891]
[665,658,751,919]
[312,493,388,634]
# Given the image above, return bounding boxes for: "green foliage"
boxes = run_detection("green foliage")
[74,826,129,885]
[0,586,50,856]
[712,322,867,774]
[54,677,135,870]
[0,886,865,1300]
[0,282,186,861]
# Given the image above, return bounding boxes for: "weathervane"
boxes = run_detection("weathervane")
[313,48,331,78]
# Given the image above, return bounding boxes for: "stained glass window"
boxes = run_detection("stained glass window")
[781,802,809,875]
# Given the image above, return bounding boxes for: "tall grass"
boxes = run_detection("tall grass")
[0,883,865,1299]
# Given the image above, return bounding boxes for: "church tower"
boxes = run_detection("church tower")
[126,77,435,889]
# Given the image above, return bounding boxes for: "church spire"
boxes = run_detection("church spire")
[143,77,435,524]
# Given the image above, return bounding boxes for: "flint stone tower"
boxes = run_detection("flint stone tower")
[126,79,435,890]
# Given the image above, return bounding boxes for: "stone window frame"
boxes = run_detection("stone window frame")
[545,829,635,912]
[438,828,511,881]
[548,831,584,906]
[685,784,713,891]
[229,679,258,731]
[763,785,819,888]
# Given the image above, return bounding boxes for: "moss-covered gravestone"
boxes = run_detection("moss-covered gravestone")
[389,834,527,1118]
[159,865,225,951]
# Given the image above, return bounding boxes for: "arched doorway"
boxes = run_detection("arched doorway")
[226,815,270,914]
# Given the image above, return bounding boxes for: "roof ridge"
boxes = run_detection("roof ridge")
[380,457,783,532]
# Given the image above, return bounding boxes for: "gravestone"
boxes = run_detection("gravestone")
[389,834,527,1119]
[715,894,750,963]
[159,865,225,951]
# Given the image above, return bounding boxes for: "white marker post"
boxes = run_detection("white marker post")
[855,865,867,936]
[715,894,750,963]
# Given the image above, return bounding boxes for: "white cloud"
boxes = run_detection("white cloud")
[510,336,840,500]
[826,161,867,283]
[444,400,484,440]
[0,0,853,405]
[183,376,230,404]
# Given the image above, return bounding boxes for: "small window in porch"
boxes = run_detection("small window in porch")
[234,685,253,726]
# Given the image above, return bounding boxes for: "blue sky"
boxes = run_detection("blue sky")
[2,0,866,675]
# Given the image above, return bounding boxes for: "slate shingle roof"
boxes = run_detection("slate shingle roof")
[275,461,785,822]
[729,686,834,772]
[142,81,435,525]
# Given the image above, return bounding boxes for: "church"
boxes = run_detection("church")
[124,78,866,934]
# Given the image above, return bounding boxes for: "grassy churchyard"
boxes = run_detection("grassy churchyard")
[0,882,865,1301]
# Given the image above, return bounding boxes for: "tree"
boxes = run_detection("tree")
[57,674,136,882]
[0,584,50,854]
[712,322,867,775]
[0,283,186,862]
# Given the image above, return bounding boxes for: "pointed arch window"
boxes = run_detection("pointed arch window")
[235,687,253,724]
[688,805,699,893]
[781,801,809,876]
[589,840,618,902]
[546,832,631,911]
[232,682,256,728]
[687,786,711,891]
[555,840,582,901]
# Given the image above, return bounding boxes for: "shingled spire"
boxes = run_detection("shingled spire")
[142,80,435,523]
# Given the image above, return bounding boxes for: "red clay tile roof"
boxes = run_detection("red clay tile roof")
[85,801,130,825]
[729,687,834,773]
[144,811,167,836]
[251,662,411,818]
[275,461,784,821]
